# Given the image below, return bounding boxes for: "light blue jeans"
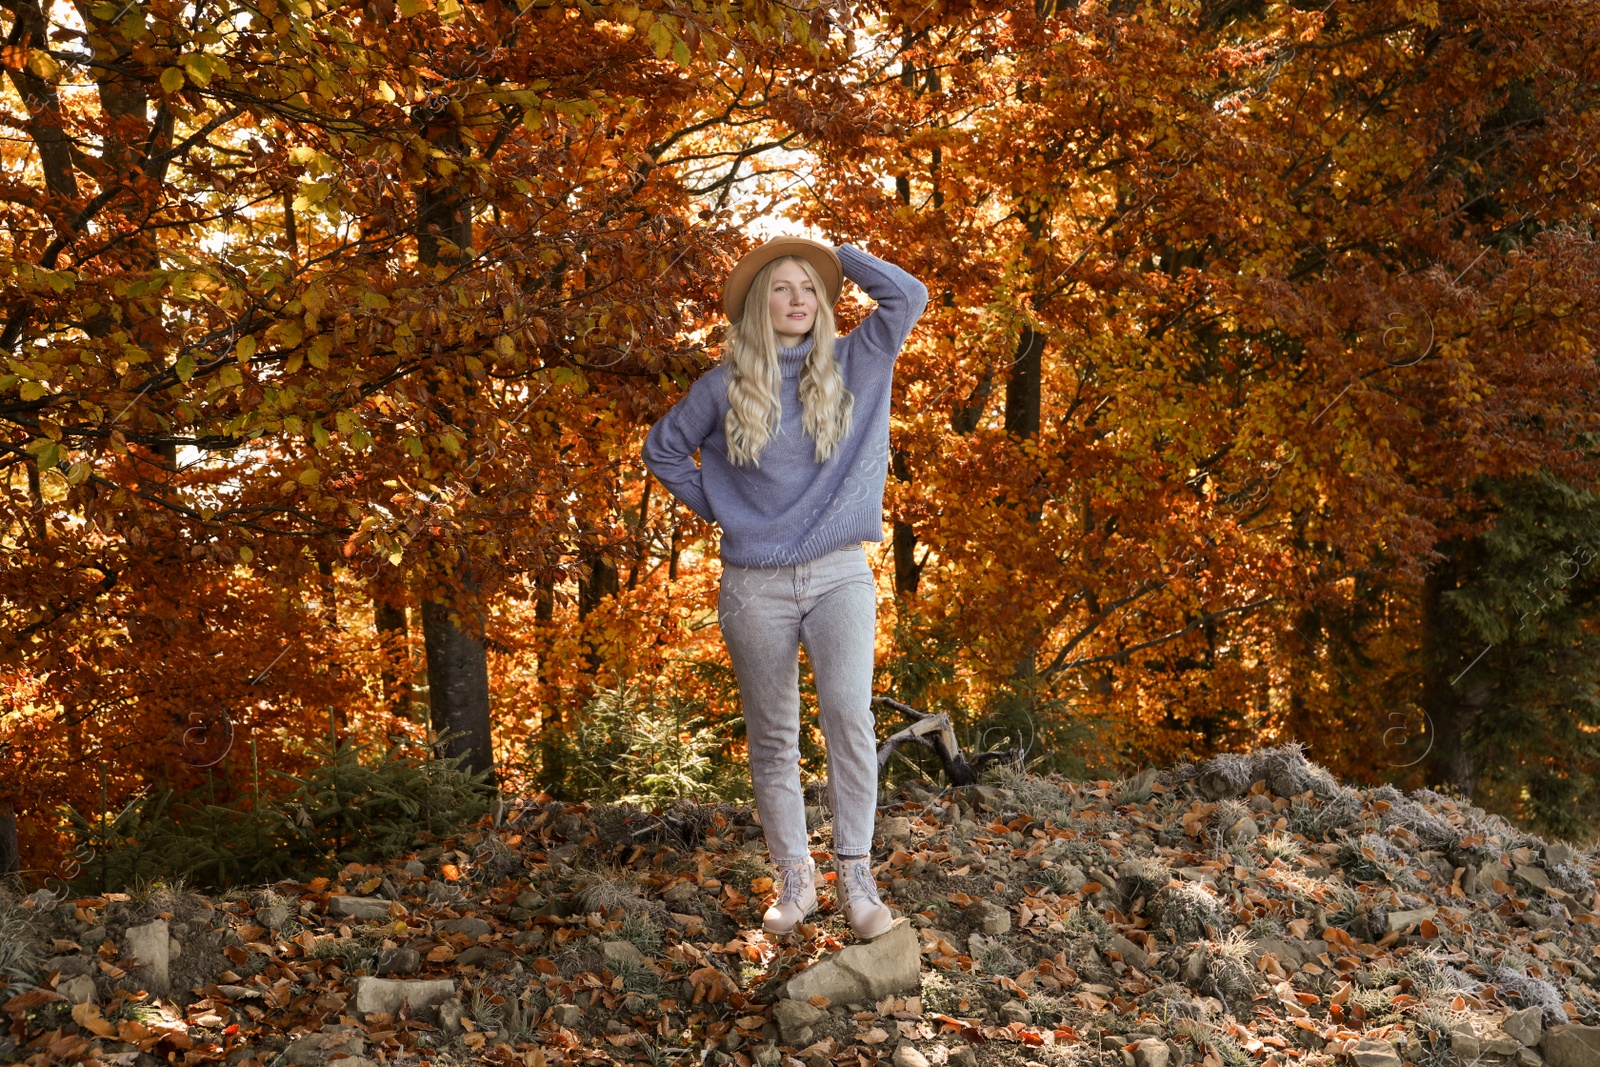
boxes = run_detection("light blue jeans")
[717,542,879,865]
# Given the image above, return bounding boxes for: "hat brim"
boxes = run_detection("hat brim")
[722,237,843,325]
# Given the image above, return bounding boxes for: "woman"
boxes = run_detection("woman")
[641,236,929,940]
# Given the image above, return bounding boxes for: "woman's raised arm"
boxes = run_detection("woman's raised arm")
[836,243,929,360]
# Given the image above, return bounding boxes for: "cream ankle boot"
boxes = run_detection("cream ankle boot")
[834,855,894,940]
[762,856,818,934]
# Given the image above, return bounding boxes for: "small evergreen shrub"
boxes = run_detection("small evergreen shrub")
[538,679,749,806]
[61,733,493,893]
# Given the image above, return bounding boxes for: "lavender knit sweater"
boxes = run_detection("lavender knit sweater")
[642,244,929,568]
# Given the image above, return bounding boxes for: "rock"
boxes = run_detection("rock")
[436,917,491,938]
[1053,865,1088,893]
[880,818,913,842]
[602,941,646,967]
[1385,906,1437,933]
[328,896,391,921]
[551,1003,583,1028]
[967,901,1011,935]
[1543,1027,1600,1067]
[553,813,587,839]
[1486,1032,1523,1056]
[775,999,827,1045]
[437,997,466,1034]
[1133,1039,1170,1067]
[282,1027,366,1066]
[893,1045,930,1067]
[125,919,171,996]
[258,902,293,931]
[456,946,510,968]
[1250,938,1305,968]
[376,946,420,975]
[1449,1020,1480,1060]
[515,891,545,910]
[784,918,919,1003]
[1476,861,1512,895]
[1518,1050,1544,1067]
[44,954,95,978]
[999,1001,1030,1024]
[1517,865,1554,891]
[969,785,1004,808]
[349,977,456,1020]
[1507,1009,1546,1047]
[1223,817,1259,846]
[1349,1038,1403,1067]
[403,860,426,878]
[950,1047,979,1067]
[58,975,97,1004]
[1108,934,1149,970]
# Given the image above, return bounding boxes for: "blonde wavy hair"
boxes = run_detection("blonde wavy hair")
[722,254,854,467]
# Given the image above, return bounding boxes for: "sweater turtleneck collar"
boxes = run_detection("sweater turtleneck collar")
[776,335,814,379]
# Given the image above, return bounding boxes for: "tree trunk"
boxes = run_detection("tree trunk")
[0,803,19,878]
[578,549,619,675]
[421,585,497,783]
[891,446,925,597]
[1420,541,1490,797]
[1001,209,1049,702]
[375,597,414,720]
[412,109,496,779]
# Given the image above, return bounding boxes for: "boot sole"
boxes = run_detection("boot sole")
[762,905,818,935]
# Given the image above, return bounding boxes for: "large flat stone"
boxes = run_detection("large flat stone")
[1349,1038,1403,1067]
[775,998,827,1045]
[1505,1008,1544,1047]
[783,918,919,1004]
[1543,1026,1600,1067]
[349,977,457,1020]
[328,896,392,921]
[124,919,171,996]
[1385,906,1436,933]
[1108,933,1148,970]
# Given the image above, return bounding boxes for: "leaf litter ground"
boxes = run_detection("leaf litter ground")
[4,743,1600,1067]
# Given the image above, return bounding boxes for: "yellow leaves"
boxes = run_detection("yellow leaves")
[235,336,257,362]
[292,181,330,211]
[396,0,421,15]
[307,336,333,370]
[25,49,60,81]
[178,52,225,87]
[72,1002,117,1039]
[268,320,305,350]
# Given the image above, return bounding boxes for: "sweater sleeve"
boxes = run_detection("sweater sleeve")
[836,243,930,360]
[642,371,721,524]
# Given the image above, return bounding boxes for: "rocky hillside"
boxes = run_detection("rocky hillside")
[3,743,1600,1067]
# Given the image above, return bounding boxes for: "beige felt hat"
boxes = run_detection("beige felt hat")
[722,236,843,325]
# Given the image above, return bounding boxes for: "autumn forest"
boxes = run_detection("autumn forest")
[3,0,1600,882]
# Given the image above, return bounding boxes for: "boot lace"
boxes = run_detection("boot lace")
[839,860,881,906]
[774,863,810,907]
